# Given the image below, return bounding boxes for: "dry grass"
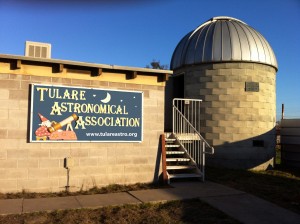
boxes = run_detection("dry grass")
[0,183,164,200]
[0,199,240,224]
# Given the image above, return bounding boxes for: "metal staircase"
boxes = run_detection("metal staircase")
[165,133,202,180]
[162,99,214,184]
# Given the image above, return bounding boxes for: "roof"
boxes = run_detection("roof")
[0,54,173,83]
[0,53,172,76]
[171,16,278,70]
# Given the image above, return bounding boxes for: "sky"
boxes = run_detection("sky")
[0,0,299,120]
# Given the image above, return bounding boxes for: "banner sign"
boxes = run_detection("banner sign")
[30,84,143,142]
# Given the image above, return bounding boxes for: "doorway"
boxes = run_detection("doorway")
[164,74,184,131]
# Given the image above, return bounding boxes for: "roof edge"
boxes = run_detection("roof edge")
[0,54,173,75]
[172,60,278,72]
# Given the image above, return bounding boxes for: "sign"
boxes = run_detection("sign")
[245,82,259,92]
[30,84,143,142]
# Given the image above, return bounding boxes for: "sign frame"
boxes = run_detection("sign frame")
[29,83,143,143]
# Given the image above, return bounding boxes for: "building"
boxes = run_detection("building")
[0,50,172,193]
[166,16,278,170]
[0,16,279,193]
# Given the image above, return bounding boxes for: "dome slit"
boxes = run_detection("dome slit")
[203,23,215,62]
[229,21,243,61]
[234,21,252,61]
[222,21,232,61]
[212,21,222,61]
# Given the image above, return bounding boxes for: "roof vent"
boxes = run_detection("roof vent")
[25,41,51,59]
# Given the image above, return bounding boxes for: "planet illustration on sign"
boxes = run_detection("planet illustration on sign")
[101,92,111,103]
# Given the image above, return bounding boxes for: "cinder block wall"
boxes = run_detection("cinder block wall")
[183,62,277,170]
[0,73,164,193]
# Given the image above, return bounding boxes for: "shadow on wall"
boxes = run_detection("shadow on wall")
[153,136,162,183]
[205,128,276,170]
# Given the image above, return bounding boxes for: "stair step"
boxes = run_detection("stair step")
[177,134,200,141]
[165,138,176,141]
[167,165,195,170]
[164,132,172,137]
[165,145,180,148]
[166,151,184,155]
[169,173,202,179]
[166,158,190,162]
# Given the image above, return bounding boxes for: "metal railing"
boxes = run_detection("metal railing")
[172,98,214,181]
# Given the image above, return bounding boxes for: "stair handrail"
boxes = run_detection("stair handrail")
[173,105,214,154]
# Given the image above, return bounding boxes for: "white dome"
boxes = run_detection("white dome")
[171,16,278,70]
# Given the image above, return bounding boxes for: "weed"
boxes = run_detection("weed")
[0,183,164,200]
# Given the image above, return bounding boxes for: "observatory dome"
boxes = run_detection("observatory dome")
[171,16,278,70]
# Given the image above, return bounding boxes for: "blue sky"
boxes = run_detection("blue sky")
[0,0,299,120]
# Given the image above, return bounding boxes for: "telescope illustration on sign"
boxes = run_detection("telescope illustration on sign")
[35,113,78,141]
[48,114,79,133]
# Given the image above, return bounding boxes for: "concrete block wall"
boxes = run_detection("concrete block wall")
[184,62,277,170]
[0,73,164,193]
